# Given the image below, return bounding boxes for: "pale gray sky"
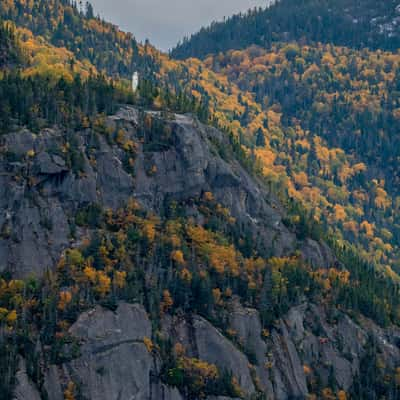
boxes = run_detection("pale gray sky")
[90,0,269,51]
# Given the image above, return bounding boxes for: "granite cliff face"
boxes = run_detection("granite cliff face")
[12,300,400,400]
[0,106,331,277]
[2,107,399,399]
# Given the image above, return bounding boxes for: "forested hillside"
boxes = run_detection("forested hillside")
[172,0,400,59]
[161,42,400,273]
[0,0,147,78]
[0,1,207,135]
[1,1,400,400]
[0,19,22,68]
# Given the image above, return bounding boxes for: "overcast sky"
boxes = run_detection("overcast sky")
[90,0,270,51]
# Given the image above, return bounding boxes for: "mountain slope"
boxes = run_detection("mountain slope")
[172,0,400,59]
[2,106,400,400]
[0,0,143,78]
[160,42,400,274]
[1,1,400,400]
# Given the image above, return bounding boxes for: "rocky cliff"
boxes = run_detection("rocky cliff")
[0,106,331,277]
[12,300,400,400]
[2,107,399,399]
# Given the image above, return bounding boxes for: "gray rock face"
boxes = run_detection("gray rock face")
[229,300,267,365]
[41,302,249,400]
[228,301,275,396]
[69,302,151,345]
[43,366,63,400]
[300,238,336,268]
[34,152,67,176]
[132,114,298,260]
[4,106,399,400]
[45,303,153,400]
[151,383,185,400]
[225,301,400,400]
[162,314,255,396]
[13,299,400,400]
[13,358,42,400]
[191,316,255,395]
[270,320,309,399]
[0,120,136,276]
[0,106,333,277]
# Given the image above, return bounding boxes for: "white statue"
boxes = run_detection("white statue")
[132,72,139,93]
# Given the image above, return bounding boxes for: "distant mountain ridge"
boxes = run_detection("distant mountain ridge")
[172,0,400,59]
